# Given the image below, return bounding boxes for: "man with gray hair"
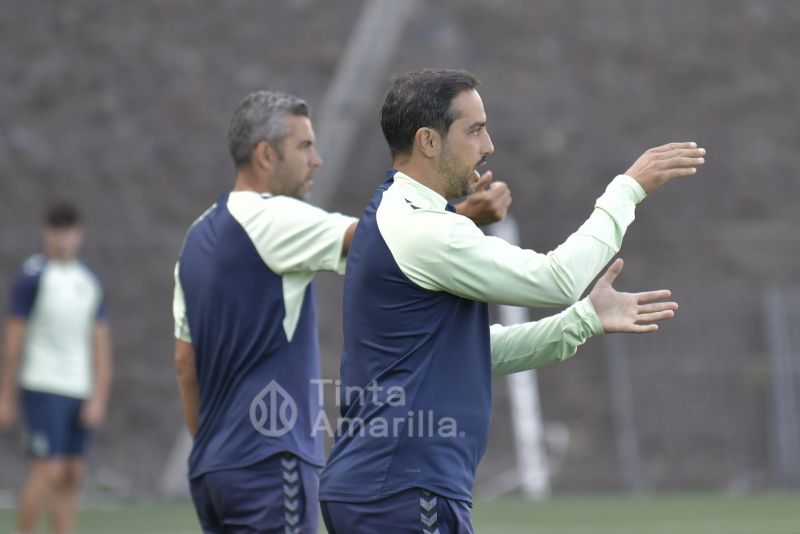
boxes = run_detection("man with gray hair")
[172,90,511,533]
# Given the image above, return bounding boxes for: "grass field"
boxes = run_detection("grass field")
[1,493,798,533]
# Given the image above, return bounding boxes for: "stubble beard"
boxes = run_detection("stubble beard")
[439,148,474,200]
[273,162,312,200]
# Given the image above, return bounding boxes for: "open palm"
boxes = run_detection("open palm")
[589,259,678,334]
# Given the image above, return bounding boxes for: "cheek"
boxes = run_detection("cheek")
[296,152,312,170]
[456,135,481,156]
[472,135,484,152]
[457,141,481,166]
[284,154,305,175]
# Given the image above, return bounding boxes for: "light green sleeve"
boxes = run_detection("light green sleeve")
[173,262,192,343]
[228,194,357,275]
[490,298,604,376]
[397,174,646,307]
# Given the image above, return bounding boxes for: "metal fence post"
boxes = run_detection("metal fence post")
[604,333,646,493]
[764,288,800,488]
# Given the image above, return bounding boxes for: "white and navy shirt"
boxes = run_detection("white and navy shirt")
[173,191,356,479]
[10,255,107,399]
[319,170,646,504]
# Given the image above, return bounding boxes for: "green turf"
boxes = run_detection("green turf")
[1,493,798,533]
[471,494,800,534]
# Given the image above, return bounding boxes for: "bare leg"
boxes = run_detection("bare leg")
[49,458,85,534]
[16,459,59,534]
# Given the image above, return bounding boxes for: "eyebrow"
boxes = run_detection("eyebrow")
[467,121,487,130]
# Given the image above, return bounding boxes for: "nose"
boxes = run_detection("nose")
[483,131,495,156]
[310,148,323,168]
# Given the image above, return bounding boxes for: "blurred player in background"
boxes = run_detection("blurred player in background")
[0,202,113,534]
[319,68,705,532]
[172,90,509,533]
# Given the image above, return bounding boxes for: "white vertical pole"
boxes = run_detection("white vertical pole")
[764,288,800,488]
[310,0,420,208]
[491,216,551,499]
[603,334,646,493]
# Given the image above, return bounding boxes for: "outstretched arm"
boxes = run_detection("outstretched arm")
[491,258,677,376]
[398,142,705,308]
[455,142,705,227]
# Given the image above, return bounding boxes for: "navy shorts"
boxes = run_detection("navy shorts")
[21,389,91,458]
[321,488,474,534]
[190,453,320,534]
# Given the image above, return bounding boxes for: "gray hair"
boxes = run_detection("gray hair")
[227,90,310,168]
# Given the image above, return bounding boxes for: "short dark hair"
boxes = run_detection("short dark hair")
[44,201,81,228]
[228,91,310,168]
[380,68,480,159]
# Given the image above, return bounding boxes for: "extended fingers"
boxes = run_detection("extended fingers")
[650,141,699,153]
[660,155,705,167]
[636,290,672,303]
[666,167,698,179]
[599,258,625,286]
[632,324,659,333]
[638,301,679,313]
[637,309,675,323]
[633,299,678,333]
[649,146,707,176]
[655,147,706,159]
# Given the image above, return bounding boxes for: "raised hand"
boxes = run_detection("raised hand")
[589,259,678,334]
[625,142,706,194]
[455,170,512,226]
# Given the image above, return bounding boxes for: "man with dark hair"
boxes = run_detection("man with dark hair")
[43,203,82,228]
[173,90,511,533]
[318,68,704,532]
[0,202,112,534]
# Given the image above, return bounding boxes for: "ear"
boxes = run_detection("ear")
[252,140,278,172]
[414,127,441,159]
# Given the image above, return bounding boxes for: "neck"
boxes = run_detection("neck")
[393,158,445,197]
[44,250,74,263]
[233,166,270,194]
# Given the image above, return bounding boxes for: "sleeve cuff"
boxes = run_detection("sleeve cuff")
[174,331,192,343]
[613,174,647,203]
[330,215,359,275]
[574,297,604,336]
